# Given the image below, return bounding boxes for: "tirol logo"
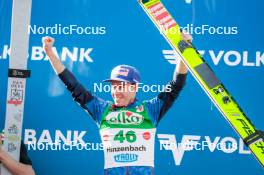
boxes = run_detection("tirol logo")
[114,153,138,163]
[106,111,143,125]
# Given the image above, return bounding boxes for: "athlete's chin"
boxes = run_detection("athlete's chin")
[114,102,125,107]
[114,99,126,107]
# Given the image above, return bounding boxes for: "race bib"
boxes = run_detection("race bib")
[100,128,156,169]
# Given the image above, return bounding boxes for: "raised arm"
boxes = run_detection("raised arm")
[145,32,191,125]
[42,36,108,124]
[42,36,65,74]
[173,32,191,78]
[42,36,91,107]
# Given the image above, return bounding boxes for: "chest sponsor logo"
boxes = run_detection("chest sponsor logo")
[106,111,144,125]
[114,153,138,163]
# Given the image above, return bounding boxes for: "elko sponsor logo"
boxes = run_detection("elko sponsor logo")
[0,45,93,63]
[106,111,144,125]
[158,134,251,166]
[114,153,139,163]
[163,49,264,67]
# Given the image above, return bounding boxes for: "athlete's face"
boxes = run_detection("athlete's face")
[111,81,137,107]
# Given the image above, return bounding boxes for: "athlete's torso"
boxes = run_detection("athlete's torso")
[100,102,156,170]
